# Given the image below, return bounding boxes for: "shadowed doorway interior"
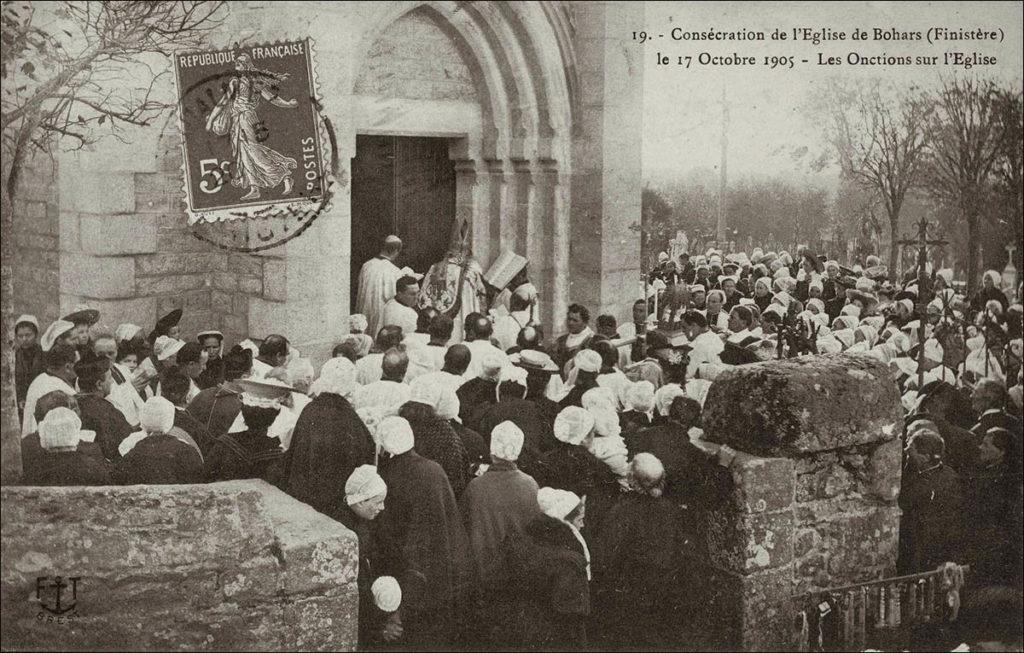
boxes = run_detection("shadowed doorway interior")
[350,134,457,313]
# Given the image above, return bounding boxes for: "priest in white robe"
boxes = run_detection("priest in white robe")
[356,235,404,338]
[493,283,539,351]
[382,276,421,336]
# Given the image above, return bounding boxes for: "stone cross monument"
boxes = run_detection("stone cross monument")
[1003,244,1018,293]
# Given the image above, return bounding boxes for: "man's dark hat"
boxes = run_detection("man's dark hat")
[845,288,878,307]
[645,330,671,351]
[62,308,100,326]
[802,251,824,273]
[895,290,917,303]
[73,349,110,378]
[149,308,183,345]
[223,345,253,376]
[835,275,858,290]
[156,309,183,331]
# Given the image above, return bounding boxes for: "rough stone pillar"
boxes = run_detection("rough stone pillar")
[688,354,903,651]
[569,1,643,325]
[1,480,359,651]
[1,167,17,484]
[58,140,165,333]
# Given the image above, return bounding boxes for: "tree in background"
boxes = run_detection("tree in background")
[814,79,931,279]
[921,77,1004,294]
[2,1,227,206]
[643,171,837,263]
[637,185,676,268]
[991,87,1023,274]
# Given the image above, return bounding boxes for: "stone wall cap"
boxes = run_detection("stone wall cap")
[701,354,903,457]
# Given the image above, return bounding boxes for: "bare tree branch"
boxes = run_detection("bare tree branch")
[920,76,1004,291]
[2,0,227,207]
[815,78,931,277]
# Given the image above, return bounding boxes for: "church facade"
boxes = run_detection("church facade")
[9,1,643,363]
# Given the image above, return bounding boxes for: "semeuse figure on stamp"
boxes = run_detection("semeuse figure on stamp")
[205,53,298,201]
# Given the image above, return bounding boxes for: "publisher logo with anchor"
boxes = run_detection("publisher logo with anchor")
[35,576,81,624]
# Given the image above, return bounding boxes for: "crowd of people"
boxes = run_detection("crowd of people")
[10,236,1024,650]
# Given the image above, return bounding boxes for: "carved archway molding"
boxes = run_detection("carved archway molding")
[349,0,579,330]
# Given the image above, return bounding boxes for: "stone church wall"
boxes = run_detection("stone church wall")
[1,0,645,480]
[56,121,262,346]
[0,480,359,651]
[687,354,904,650]
[10,150,61,326]
[354,8,478,103]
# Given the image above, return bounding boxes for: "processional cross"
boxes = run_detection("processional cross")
[897,218,948,389]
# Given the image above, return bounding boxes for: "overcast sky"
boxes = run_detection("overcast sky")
[641,1,1024,186]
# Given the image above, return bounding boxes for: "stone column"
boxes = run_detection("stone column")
[687,355,903,650]
[1,160,17,484]
[57,134,167,333]
[568,1,643,325]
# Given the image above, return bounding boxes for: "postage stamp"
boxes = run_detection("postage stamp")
[173,39,330,226]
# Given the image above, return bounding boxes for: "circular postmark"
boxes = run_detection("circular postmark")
[173,41,338,252]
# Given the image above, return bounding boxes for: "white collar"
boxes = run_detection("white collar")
[694,330,717,343]
[118,427,200,460]
[727,329,751,344]
[565,327,594,349]
[565,521,591,581]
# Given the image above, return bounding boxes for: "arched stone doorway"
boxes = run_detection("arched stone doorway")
[348,1,577,331]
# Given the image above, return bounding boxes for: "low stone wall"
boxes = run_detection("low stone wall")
[688,354,903,651]
[0,481,359,651]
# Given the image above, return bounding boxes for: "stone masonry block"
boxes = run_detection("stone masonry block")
[79,214,159,256]
[211,290,232,309]
[14,232,57,252]
[179,312,215,341]
[706,508,794,576]
[239,276,263,296]
[0,481,359,651]
[59,212,80,252]
[703,355,903,456]
[791,505,900,593]
[60,170,135,214]
[738,565,799,652]
[12,201,49,231]
[262,258,287,302]
[222,314,248,341]
[865,438,902,502]
[692,564,797,652]
[155,228,207,253]
[729,453,796,514]
[228,253,265,278]
[135,252,222,277]
[58,295,156,336]
[60,252,136,299]
[135,274,207,296]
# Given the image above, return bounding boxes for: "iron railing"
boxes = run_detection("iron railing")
[790,564,969,652]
